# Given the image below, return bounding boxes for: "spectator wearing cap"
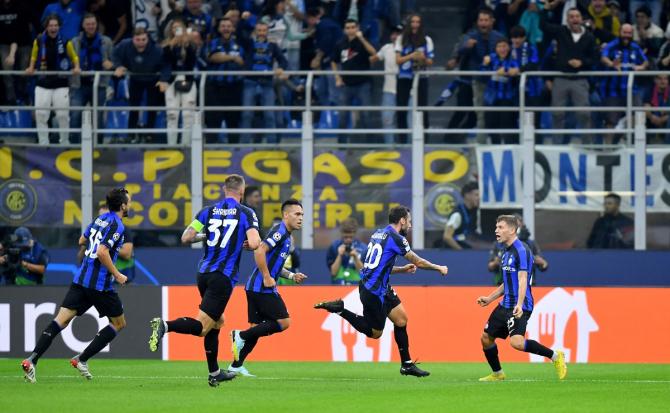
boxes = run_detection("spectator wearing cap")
[371,24,403,144]
[6,227,49,285]
[633,5,665,58]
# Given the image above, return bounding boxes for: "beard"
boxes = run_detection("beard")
[122,208,129,218]
[399,228,408,237]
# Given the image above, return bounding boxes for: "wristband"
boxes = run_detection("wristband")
[288,272,295,280]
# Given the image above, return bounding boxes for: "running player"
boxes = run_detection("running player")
[314,205,448,377]
[148,174,261,387]
[229,199,308,377]
[21,188,130,383]
[476,215,567,381]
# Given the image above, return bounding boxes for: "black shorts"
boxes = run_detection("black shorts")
[484,305,532,339]
[61,283,124,318]
[197,271,233,321]
[359,284,402,331]
[246,291,289,324]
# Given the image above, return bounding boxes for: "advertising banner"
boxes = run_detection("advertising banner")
[0,286,162,359]
[166,286,670,364]
[477,146,670,212]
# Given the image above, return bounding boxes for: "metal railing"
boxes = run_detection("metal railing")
[1,69,667,251]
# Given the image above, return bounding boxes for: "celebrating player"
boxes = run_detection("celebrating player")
[229,199,308,376]
[21,188,131,383]
[476,215,567,381]
[314,205,448,377]
[148,174,261,387]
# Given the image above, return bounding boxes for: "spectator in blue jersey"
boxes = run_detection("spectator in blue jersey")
[229,199,308,377]
[183,0,215,42]
[442,181,480,250]
[331,19,377,143]
[240,21,288,143]
[395,13,434,143]
[601,23,648,143]
[482,39,520,144]
[87,0,129,44]
[459,8,505,143]
[41,0,86,41]
[0,227,49,286]
[71,13,114,143]
[510,25,545,135]
[21,188,130,384]
[112,27,164,143]
[644,74,670,143]
[158,18,200,146]
[149,174,262,387]
[205,17,245,143]
[307,6,343,107]
[326,217,366,285]
[477,215,567,382]
[587,192,634,249]
[315,205,449,377]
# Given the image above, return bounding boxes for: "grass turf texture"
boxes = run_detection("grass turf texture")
[1,360,668,412]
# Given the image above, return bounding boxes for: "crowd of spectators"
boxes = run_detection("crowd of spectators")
[2,0,670,144]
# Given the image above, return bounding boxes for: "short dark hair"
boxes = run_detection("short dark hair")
[461,181,479,196]
[478,7,494,19]
[389,205,410,224]
[496,214,519,231]
[635,5,652,18]
[509,25,526,39]
[224,174,245,192]
[605,192,622,204]
[43,13,62,28]
[106,188,129,212]
[340,217,358,234]
[244,185,260,200]
[281,198,302,212]
[82,12,98,23]
[344,18,358,26]
[567,7,582,16]
[306,7,322,18]
[133,27,148,37]
[495,38,509,47]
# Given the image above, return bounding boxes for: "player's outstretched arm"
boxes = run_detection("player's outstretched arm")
[280,268,308,284]
[97,245,127,285]
[404,251,448,276]
[391,264,417,274]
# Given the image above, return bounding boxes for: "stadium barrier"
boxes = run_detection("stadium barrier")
[3,285,668,363]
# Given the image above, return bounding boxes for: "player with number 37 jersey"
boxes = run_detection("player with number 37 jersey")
[315,205,449,377]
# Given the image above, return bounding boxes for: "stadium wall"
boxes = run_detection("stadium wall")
[2,285,668,363]
[44,248,670,287]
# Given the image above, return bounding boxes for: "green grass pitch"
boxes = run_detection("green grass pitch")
[1,360,668,412]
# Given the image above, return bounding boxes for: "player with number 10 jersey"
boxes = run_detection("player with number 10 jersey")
[315,205,449,377]
[149,174,261,387]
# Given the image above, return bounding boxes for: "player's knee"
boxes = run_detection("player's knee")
[510,336,525,351]
[394,316,408,328]
[112,319,126,331]
[370,329,383,339]
[481,332,493,347]
[278,318,290,331]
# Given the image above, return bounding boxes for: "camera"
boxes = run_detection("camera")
[344,244,352,254]
[1,234,23,274]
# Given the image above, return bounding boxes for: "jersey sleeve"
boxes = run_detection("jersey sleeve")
[517,244,532,272]
[425,36,435,59]
[446,212,462,230]
[190,207,209,232]
[263,225,284,250]
[100,221,123,251]
[390,231,412,255]
[82,222,93,239]
[394,36,402,53]
[241,206,260,234]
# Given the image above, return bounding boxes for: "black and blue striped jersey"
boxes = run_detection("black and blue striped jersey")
[360,225,411,299]
[74,212,125,292]
[245,221,291,294]
[500,238,535,312]
[192,197,259,283]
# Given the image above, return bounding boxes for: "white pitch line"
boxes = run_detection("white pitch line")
[1,375,669,384]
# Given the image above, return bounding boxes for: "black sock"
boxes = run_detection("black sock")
[483,344,502,372]
[231,337,258,368]
[204,329,220,374]
[524,339,554,359]
[29,320,63,365]
[79,325,117,362]
[393,325,411,363]
[239,321,282,341]
[339,309,373,338]
[167,317,203,336]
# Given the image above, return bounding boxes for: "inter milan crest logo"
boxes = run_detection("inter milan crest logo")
[0,180,38,224]
[424,184,464,227]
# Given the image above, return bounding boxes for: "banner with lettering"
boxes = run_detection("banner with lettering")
[0,147,477,232]
[476,146,670,212]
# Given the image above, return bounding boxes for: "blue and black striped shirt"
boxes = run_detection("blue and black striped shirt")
[245,221,292,294]
[512,41,542,98]
[500,238,535,312]
[360,225,411,300]
[74,212,125,292]
[482,52,519,103]
[601,39,647,98]
[192,197,259,284]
